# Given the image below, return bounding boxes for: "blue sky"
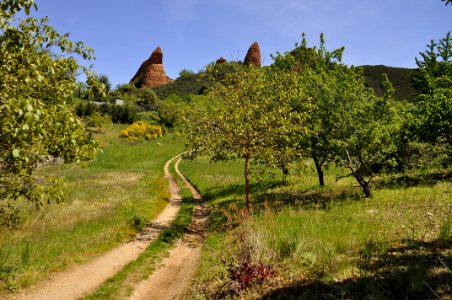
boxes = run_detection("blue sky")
[32,0,451,87]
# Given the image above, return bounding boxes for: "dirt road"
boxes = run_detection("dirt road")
[8,154,184,300]
[129,157,208,300]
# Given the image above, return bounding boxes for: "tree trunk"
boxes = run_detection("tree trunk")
[353,173,373,198]
[281,164,289,176]
[312,155,325,187]
[244,152,252,212]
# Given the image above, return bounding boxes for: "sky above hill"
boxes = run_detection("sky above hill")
[32,0,452,87]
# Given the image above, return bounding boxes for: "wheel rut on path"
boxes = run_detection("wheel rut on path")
[130,157,208,300]
[7,154,184,300]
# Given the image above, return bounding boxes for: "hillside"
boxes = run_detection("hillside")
[361,65,419,101]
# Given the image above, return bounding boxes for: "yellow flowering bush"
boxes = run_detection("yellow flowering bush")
[119,121,163,141]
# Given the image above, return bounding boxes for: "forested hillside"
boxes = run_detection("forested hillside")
[361,65,419,101]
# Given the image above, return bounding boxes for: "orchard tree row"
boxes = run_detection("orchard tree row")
[185,33,451,211]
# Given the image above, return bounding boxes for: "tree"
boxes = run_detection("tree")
[413,75,452,147]
[414,32,452,94]
[412,32,452,147]
[97,74,112,94]
[271,34,345,187]
[185,66,310,211]
[331,71,399,198]
[0,0,103,227]
[442,0,451,6]
[273,34,399,197]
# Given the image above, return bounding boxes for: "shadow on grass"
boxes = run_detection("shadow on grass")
[203,180,365,232]
[374,169,451,190]
[261,240,452,300]
[254,187,363,212]
[202,180,281,203]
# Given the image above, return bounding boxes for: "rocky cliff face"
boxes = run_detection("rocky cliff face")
[243,42,261,67]
[131,47,170,88]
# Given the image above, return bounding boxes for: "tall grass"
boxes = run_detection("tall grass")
[180,158,452,298]
[0,124,185,293]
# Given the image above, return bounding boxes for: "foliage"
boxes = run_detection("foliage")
[413,32,452,95]
[96,74,111,94]
[109,85,159,109]
[135,111,161,125]
[272,34,400,197]
[87,74,111,101]
[0,0,102,227]
[152,61,242,99]
[411,32,452,147]
[74,101,138,124]
[119,121,163,141]
[185,65,311,210]
[178,69,194,77]
[413,76,452,146]
[84,112,111,132]
[271,34,346,186]
[332,70,399,197]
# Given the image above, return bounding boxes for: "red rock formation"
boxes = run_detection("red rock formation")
[149,47,163,64]
[243,42,261,67]
[131,46,169,88]
[216,57,227,64]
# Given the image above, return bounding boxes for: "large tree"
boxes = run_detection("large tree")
[273,34,399,197]
[272,34,345,186]
[185,66,311,211]
[0,0,103,227]
[331,71,399,198]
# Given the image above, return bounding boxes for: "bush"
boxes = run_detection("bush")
[84,112,111,132]
[74,101,138,124]
[119,121,163,141]
[135,111,161,125]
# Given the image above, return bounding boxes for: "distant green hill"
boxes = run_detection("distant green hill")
[360,65,419,102]
[153,62,241,99]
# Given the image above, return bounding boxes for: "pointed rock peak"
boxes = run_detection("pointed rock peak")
[244,42,261,67]
[130,45,169,88]
[149,46,163,64]
[216,57,227,64]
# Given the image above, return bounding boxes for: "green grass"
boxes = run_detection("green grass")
[179,158,452,299]
[0,123,185,293]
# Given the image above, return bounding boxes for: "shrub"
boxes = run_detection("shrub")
[74,101,138,124]
[84,112,111,132]
[119,121,163,141]
[135,111,161,125]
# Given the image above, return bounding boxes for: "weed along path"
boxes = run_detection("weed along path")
[8,154,183,300]
[130,157,208,300]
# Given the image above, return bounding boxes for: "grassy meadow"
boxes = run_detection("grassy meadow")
[180,157,452,299]
[0,124,185,293]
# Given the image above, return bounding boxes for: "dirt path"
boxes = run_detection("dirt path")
[8,154,184,300]
[130,157,208,300]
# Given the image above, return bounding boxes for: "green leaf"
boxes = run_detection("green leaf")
[12,149,20,158]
